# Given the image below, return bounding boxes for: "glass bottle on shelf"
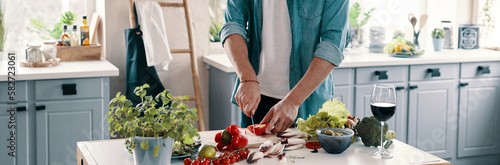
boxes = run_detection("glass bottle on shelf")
[80,16,90,46]
[61,24,71,46]
[70,25,79,47]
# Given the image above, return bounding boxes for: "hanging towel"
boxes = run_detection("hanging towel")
[135,1,173,71]
[125,3,166,106]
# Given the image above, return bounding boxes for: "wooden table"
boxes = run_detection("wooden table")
[77,131,450,165]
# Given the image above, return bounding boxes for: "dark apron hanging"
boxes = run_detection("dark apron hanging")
[125,3,165,105]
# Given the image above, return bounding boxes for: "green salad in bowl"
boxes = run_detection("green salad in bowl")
[384,36,425,57]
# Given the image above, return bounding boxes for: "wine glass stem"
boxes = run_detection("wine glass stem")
[380,121,385,153]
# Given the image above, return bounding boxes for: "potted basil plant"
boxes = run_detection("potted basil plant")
[107,84,199,165]
[432,28,446,51]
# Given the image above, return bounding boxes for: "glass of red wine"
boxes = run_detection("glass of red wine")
[370,84,396,159]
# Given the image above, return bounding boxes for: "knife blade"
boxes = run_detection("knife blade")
[251,112,256,133]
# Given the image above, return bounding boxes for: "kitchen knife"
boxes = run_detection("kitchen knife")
[251,112,256,133]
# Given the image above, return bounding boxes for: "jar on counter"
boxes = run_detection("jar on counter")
[42,41,57,60]
[26,44,43,62]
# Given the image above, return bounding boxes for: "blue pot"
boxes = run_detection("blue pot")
[132,137,174,165]
[433,38,445,51]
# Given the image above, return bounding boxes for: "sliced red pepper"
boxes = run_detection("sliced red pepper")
[247,123,268,135]
[305,141,322,149]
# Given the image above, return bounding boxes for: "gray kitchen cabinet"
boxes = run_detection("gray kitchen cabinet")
[457,78,500,158]
[332,85,353,113]
[332,68,354,113]
[0,104,17,165]
[407,80,458,159]
[0,77,110,165]
[354,83,407,143]
[208,66,240,130]
[36,100,103,165]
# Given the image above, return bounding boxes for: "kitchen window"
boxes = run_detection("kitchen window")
[3,0,94,58]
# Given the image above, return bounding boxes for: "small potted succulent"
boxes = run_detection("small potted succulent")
[107,84,199,165]
[432,28,445,51]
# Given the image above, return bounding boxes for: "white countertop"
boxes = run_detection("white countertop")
[77,132,449,165]
[0,60,119,81]
[203,49,500,72]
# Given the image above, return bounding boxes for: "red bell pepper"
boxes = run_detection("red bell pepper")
[215,125,248,151]
[305,141,322,149]
[247,123,268,135]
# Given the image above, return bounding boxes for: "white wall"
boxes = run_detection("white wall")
[98,0,210,129]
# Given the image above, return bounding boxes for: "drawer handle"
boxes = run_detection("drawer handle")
[427,68,441,77]
[36,105,46,111]
[16,106,27,112]
[478,66,490,74]
[374,71,388,80]
[395,86,405,90]
[460,82,469,87]
[409,85,418,89]
[62,84,77,95]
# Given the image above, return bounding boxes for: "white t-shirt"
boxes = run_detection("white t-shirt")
[257,0,293,99]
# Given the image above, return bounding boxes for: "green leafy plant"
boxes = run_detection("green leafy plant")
[27,11,77,40]
[349,2,375,29]
[209,20,222,42]
[431,28,445,39]
[0,2,6,51]
[296,99,351,141]
[107,84,199,157]
[480,0,495,36]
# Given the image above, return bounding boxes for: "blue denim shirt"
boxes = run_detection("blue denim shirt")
[219,0,350,121]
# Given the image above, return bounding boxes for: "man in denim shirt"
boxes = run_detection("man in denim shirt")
[220,0,350,133]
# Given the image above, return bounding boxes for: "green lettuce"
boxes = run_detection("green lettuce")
[296,99,351,141]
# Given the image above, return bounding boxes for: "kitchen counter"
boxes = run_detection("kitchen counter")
[203,49,500,72]
[76,131,450,165]
[0,59,119,81]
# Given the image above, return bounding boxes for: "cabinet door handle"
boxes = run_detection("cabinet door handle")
[395,86,405,90]
[478,66,490,74]
[427,68,441,77]
[36,105,46,111]
[374,71,388,80]
[62,83,77,95]
[409,85,418,89]
[16,106,27,111]
[460,82,469,87]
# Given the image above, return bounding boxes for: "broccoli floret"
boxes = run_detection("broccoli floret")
[356,116,389,147]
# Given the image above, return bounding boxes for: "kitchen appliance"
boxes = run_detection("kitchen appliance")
[441,21,453,49]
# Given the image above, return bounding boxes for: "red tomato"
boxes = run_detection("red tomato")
[215,132,222,143]
[234,154,240,162]
[183,158,192,165]
[222,158,230,165]
[348,116,353,119]
[201,160,210,165]
[305,141,322,149]
[196,157,202,161]
[192,160,200,165]
[229,156,235,164]
[212,159,220,165]
[247,123,268,135]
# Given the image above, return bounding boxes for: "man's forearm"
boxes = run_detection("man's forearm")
[223,34,257,80]
[284,57,336,105]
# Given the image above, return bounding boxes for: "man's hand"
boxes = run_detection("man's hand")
[236,82,261,117]
[261,97,300,133]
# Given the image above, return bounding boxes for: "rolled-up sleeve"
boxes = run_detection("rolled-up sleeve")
[219,0,249,47]
[314,0,350,67]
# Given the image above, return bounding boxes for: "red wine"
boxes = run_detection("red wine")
[371,102,396,121]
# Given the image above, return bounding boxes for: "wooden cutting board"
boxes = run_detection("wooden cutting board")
[198,129,306,149]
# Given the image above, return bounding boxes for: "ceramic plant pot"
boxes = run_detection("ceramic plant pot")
[433,38,445,51]
[132,137,174,165]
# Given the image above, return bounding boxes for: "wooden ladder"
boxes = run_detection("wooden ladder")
[128,0,206,131]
